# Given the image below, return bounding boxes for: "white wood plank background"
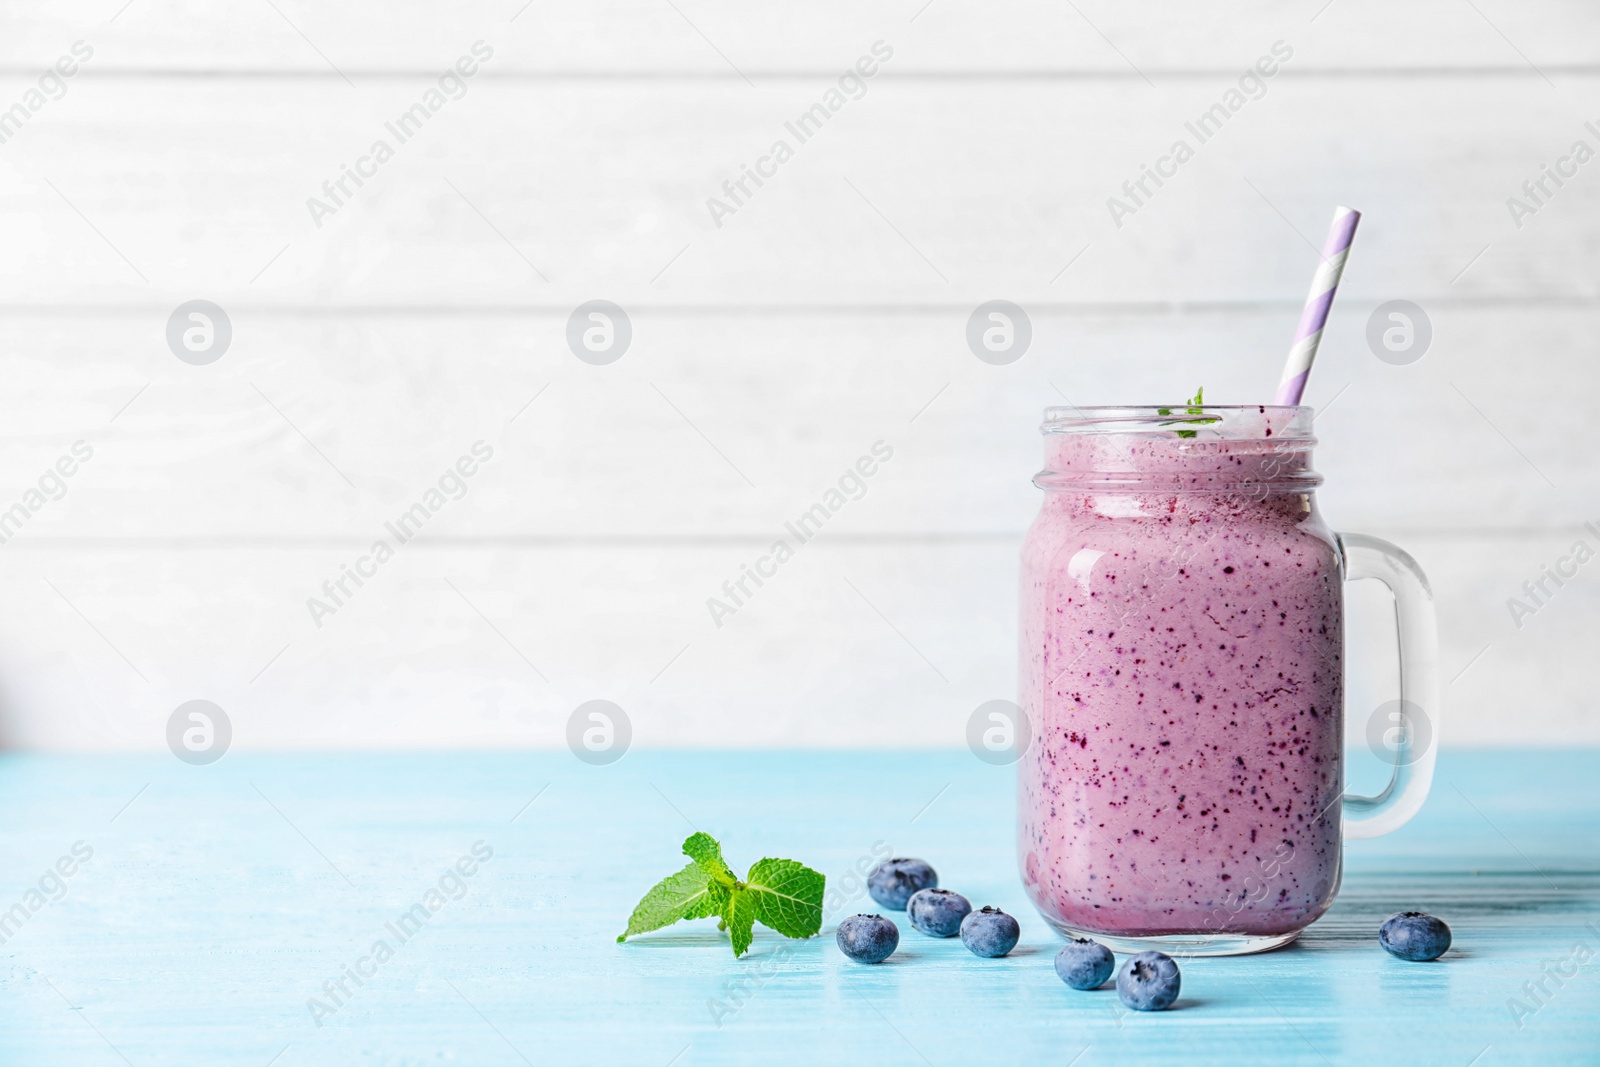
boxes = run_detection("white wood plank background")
[0,0,1594,748]
[9,1,1600,72]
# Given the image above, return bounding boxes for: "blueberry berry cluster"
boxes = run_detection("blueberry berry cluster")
[1049,909,1451,1012]
[837,858,1020,964]
[840,857,1453,1003]
[1054,938,1181,1011]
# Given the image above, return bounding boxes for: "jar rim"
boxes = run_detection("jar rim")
[1042,404,1314,438]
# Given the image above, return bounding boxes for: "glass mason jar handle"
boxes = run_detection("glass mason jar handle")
[1336,533,1440,840]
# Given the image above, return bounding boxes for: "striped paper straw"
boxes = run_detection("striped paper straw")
[1274,206,1361,406]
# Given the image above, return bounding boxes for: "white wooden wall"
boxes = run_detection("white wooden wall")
[0,0,1596,750]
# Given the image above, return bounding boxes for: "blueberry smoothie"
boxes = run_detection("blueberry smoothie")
[1018,407,1343,946]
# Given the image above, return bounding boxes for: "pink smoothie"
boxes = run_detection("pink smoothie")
[1018,408,1343,938]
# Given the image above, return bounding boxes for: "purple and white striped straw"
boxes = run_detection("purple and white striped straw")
[1274,205,1361,406]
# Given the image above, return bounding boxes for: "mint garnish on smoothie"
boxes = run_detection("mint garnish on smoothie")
[1157,386,1218,437]
[617,832,824,957]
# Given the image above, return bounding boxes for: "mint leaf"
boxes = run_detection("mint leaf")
[616,862,730,942]
[1176,385,1204,437]
[1159,386,1218,438]
[682,832,738,887]
[723,884,757,956]
[746,857,824,939]
[618,832,825,956]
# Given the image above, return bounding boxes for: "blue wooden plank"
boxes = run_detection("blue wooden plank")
[0,749,1595,1066]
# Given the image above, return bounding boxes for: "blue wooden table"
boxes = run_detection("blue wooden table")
[1,749,1594,1066]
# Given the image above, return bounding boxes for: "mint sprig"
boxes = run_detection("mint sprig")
[617,832,825,957]
[1157,386,1219,438]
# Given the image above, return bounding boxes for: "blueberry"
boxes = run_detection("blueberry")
[959,906,1020,958]
[1117,951,1181,1011]
[906,888,972,937]
[1055,938,1116,990]
[867,858,938,910]
[1379,912,1451,961]
[836,914,899,964]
